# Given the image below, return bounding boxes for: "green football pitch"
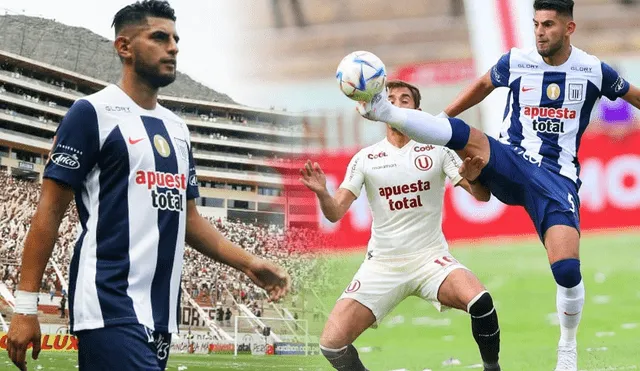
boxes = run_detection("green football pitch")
[4,231,640,370]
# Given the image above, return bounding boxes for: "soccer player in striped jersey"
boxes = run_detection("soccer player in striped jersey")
[356,1,640,370]
[5,1,290,370]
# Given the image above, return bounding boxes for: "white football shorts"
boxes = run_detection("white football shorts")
[338,249,469,328]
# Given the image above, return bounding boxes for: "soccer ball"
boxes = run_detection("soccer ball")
[336,51,387,102]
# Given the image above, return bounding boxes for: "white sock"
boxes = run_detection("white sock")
[362,94,454,146]
[556,280,585,345]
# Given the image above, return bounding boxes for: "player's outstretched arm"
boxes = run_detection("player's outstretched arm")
[299,160,357,223]
[442,70,496,118]
[7,179,75,371]
[184,200,291,302]
[622,83,640,110]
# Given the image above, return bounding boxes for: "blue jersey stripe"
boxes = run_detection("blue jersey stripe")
[141,116,180,333]
[68,192,90,333]
[95,126,137,325]
[538,72,566,172]
[506,78,524,145]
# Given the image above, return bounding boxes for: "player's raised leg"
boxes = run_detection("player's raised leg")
[437,269,501,371]
[545,225,583,371]
[320,299,375,371]
[356,86,491,166]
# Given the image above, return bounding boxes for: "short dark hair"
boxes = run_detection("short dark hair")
[112,0,176,35]
[386,80,421,109]
[533,0,574,18]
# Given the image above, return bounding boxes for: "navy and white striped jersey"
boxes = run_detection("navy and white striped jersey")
[491,46,630,184]
[44,84,199,334]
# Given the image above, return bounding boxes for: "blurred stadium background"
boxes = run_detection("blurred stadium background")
[0,0,640,370]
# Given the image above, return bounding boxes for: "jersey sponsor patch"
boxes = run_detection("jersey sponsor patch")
[49,152,80,169]
[135,170,186,212]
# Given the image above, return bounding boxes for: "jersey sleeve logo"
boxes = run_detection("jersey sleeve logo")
[50,152,80,169]
[613,76,626,93]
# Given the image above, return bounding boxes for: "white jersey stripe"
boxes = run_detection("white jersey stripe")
[74,168,103,329]
[125,118,158,330]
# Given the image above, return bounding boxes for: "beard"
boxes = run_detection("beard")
[537,39,564,58]
[134,58,177,89]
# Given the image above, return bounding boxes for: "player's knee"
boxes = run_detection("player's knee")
[467,291,494,316]
[551,258,582,288]
[320,327,348,350]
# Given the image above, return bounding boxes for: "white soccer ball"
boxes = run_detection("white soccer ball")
[336,51,387,102]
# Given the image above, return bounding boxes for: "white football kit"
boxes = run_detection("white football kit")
[337,138,469,325]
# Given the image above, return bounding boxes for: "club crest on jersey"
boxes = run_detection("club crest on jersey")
[173,137,189,161]
[546,83,561,100]
[414,155,433,171]
[153,135,171,158]
[344,280,361,293]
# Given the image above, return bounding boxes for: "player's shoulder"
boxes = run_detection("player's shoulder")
[156,103,190,135]
[508,47,540,65]
[571,46,601,64]
[354,139,388,160]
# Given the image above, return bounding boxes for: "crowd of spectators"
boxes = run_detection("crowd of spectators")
[0,170,335,326]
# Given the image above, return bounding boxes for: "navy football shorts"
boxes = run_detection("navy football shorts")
[477,135,580,242]
[76,325,171,371]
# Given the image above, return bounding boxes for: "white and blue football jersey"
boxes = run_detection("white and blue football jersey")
[491,46,630,185]
[44,84,199,334]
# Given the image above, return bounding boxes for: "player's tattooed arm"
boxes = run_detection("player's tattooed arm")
[622,83,640,110]
[457,156,491,202]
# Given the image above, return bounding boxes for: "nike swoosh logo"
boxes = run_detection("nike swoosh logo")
[521,87,535,92]
[564,311,581,316]
[129,137,145,145]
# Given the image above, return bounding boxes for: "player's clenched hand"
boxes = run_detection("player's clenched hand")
[459,156,486,182]
[299,160,327,194]
[244,258,291,302]
[6,314,41,371]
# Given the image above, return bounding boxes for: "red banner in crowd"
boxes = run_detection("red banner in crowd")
[293,132,640,249]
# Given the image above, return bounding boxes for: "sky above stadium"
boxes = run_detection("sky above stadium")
[0,0,272,108]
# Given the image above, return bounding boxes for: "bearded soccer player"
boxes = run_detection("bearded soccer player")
[301,81,502,371]
[5,1,290,370]
[356,1,640,370]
